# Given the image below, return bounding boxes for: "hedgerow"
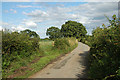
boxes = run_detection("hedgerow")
[88,15,120,79]
[2,29,41,69]
[54,37,77,50]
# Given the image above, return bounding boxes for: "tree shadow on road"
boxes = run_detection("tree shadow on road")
[76,51,90,80]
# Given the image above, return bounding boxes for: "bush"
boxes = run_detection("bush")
[54,38,70,50]
[2,29,41,69]
[88,15,120,79]
[78,37,86,43]
[54,37,77,50]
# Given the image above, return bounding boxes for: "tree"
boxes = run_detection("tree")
[61,21,87,39]
[20,29,40,39]
[46,27,61,40]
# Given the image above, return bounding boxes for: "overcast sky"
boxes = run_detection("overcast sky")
[1,1,119,38]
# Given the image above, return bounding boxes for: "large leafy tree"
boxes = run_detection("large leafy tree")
[46,27,61,40]
[20,29,40,38]
[61,21,87,39]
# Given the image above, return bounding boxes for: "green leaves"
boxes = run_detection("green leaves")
[46,27,62,40]
[61,20,87,39]
[54,37,77,50]
[2,29,41,69]
[46,21,87,42]
[88,14,120,79]
[54,38,70,50]
[20,29,40,39]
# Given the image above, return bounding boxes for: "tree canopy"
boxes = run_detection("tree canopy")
[20,29,40,38]
[61,21,87,39]
[46,27,61,40]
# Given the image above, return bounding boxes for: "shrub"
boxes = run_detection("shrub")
[54,38,70,50]
[2,29,41,69]
[54,37,77,50]
[88,15,120,79]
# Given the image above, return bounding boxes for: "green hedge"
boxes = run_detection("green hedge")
[88,15,120,79]
[54,38,70,50]
[54,37,77,50]
[2,30,41,69]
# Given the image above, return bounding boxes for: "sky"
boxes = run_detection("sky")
[1,0,120,2]
[1,1,119,38]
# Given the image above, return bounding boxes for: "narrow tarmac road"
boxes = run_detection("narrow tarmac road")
[29,42,90,78]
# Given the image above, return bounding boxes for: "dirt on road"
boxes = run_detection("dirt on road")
[29,42,90,79]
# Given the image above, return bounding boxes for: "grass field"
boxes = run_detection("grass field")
[3,39,78,78]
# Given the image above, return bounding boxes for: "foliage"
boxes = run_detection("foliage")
[2,29,41,69]
[46,27,62,40]
[84,35,92,46]
[3,37,78,78]
[54,37,77,50]
[20,29,40,39]
[54,38,70,50]
[61,21,87,40]
[40,38,50,41]
[88,15,120,79]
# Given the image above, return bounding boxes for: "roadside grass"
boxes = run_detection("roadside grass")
[2,39,78,78]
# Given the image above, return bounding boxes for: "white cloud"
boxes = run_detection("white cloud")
[2,2,118,37]
[23,2,118,25]
[0,20,37,32]
[24,10,49,18]
[17,5,41,8]
[23,20,37,28]
[11,25,27,32]
[17,5,33,8]
[0,21,10,28]
[0,21,26,32]
[0,26,2,31]
[0,21,17,31]
[23,2,118,35]
[0,21,37,32]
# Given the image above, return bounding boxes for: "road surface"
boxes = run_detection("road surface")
[29,42,90,78]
